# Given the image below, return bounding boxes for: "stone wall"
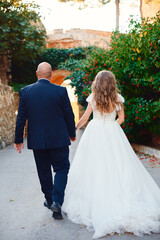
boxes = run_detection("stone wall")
[50,70,71,85]
[141,0,160,18]
[0,83,19,149]
[47,28,112,49]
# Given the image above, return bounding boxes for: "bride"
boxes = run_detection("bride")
[62,70,160,239]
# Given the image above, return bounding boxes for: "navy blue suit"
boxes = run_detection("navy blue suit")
[15,79,76,205]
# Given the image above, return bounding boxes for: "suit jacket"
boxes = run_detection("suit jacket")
[15,79,76,150]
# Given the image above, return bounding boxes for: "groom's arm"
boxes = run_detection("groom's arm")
[14,88,27,151]
[62,88,76,139]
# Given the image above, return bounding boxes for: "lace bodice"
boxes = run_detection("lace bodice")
[86,93,125,121]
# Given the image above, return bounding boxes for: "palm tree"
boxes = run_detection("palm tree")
[115,0,120,30]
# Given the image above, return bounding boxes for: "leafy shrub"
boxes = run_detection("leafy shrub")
[64,13,160,144]
[11,46,94,84]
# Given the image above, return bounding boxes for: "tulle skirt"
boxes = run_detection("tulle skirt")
[62,119,160,239]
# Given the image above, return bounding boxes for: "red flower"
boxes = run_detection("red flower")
[139,105,142,108]
[137,85,139,88]
[71,77,73,80]
[150,28,152,30]
[128,102,129,105]
[115,59,118,62]
[125,115,127,118]
[146,66,148,69]
[136,111,138,113]
[153,116,156,119]
[129,75,131,77]
[103,63,106,66]
[87,66,89,68]
[123,81,125,84]
[151,78,153,82]
[150,43,152,46]
[135,79,137,81]
[136,117,138,119]
[77,68,79,70]
[122,125,125,129]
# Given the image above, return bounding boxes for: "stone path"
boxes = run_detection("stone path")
[0,129,160,240]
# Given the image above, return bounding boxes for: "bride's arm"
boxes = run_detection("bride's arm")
[76,103,93,130]
[116,107,125,125]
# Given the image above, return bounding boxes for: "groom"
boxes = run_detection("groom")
[14,62,76,219]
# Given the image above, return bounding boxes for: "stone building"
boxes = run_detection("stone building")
[47,28,112,49]
[140,0,160,18]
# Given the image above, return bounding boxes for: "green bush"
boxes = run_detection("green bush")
[64,13,160,144]
[11,47,93,84]
[11,58,39,84]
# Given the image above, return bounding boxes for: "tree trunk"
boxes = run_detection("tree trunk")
[0,54,10,85]
[115,0,120,31]
[140,0,143,18]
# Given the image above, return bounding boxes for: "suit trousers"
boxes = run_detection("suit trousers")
[33,146,70,206]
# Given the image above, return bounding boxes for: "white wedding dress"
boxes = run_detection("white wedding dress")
[62,93,160,239]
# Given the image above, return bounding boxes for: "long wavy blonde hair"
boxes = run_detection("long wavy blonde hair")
[92,70,122,113]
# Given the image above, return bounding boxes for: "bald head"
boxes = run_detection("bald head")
[36,62,52,80]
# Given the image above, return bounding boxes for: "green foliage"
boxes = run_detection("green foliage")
[11,46,94,84]
[64,13,160,144]
[9,82,28,92]
[11,58,39,84]
[0,0,46,63]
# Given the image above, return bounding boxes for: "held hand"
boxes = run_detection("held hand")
[70,137,76,142]
[14,143,24,153]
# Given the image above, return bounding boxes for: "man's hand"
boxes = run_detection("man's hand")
[70,137,76,142]
[14,143,24,153]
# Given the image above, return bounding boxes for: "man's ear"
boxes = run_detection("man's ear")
[36,71,38,77]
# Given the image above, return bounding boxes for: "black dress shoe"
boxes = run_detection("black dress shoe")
[50,202,63,220]
[44,200,52,209]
